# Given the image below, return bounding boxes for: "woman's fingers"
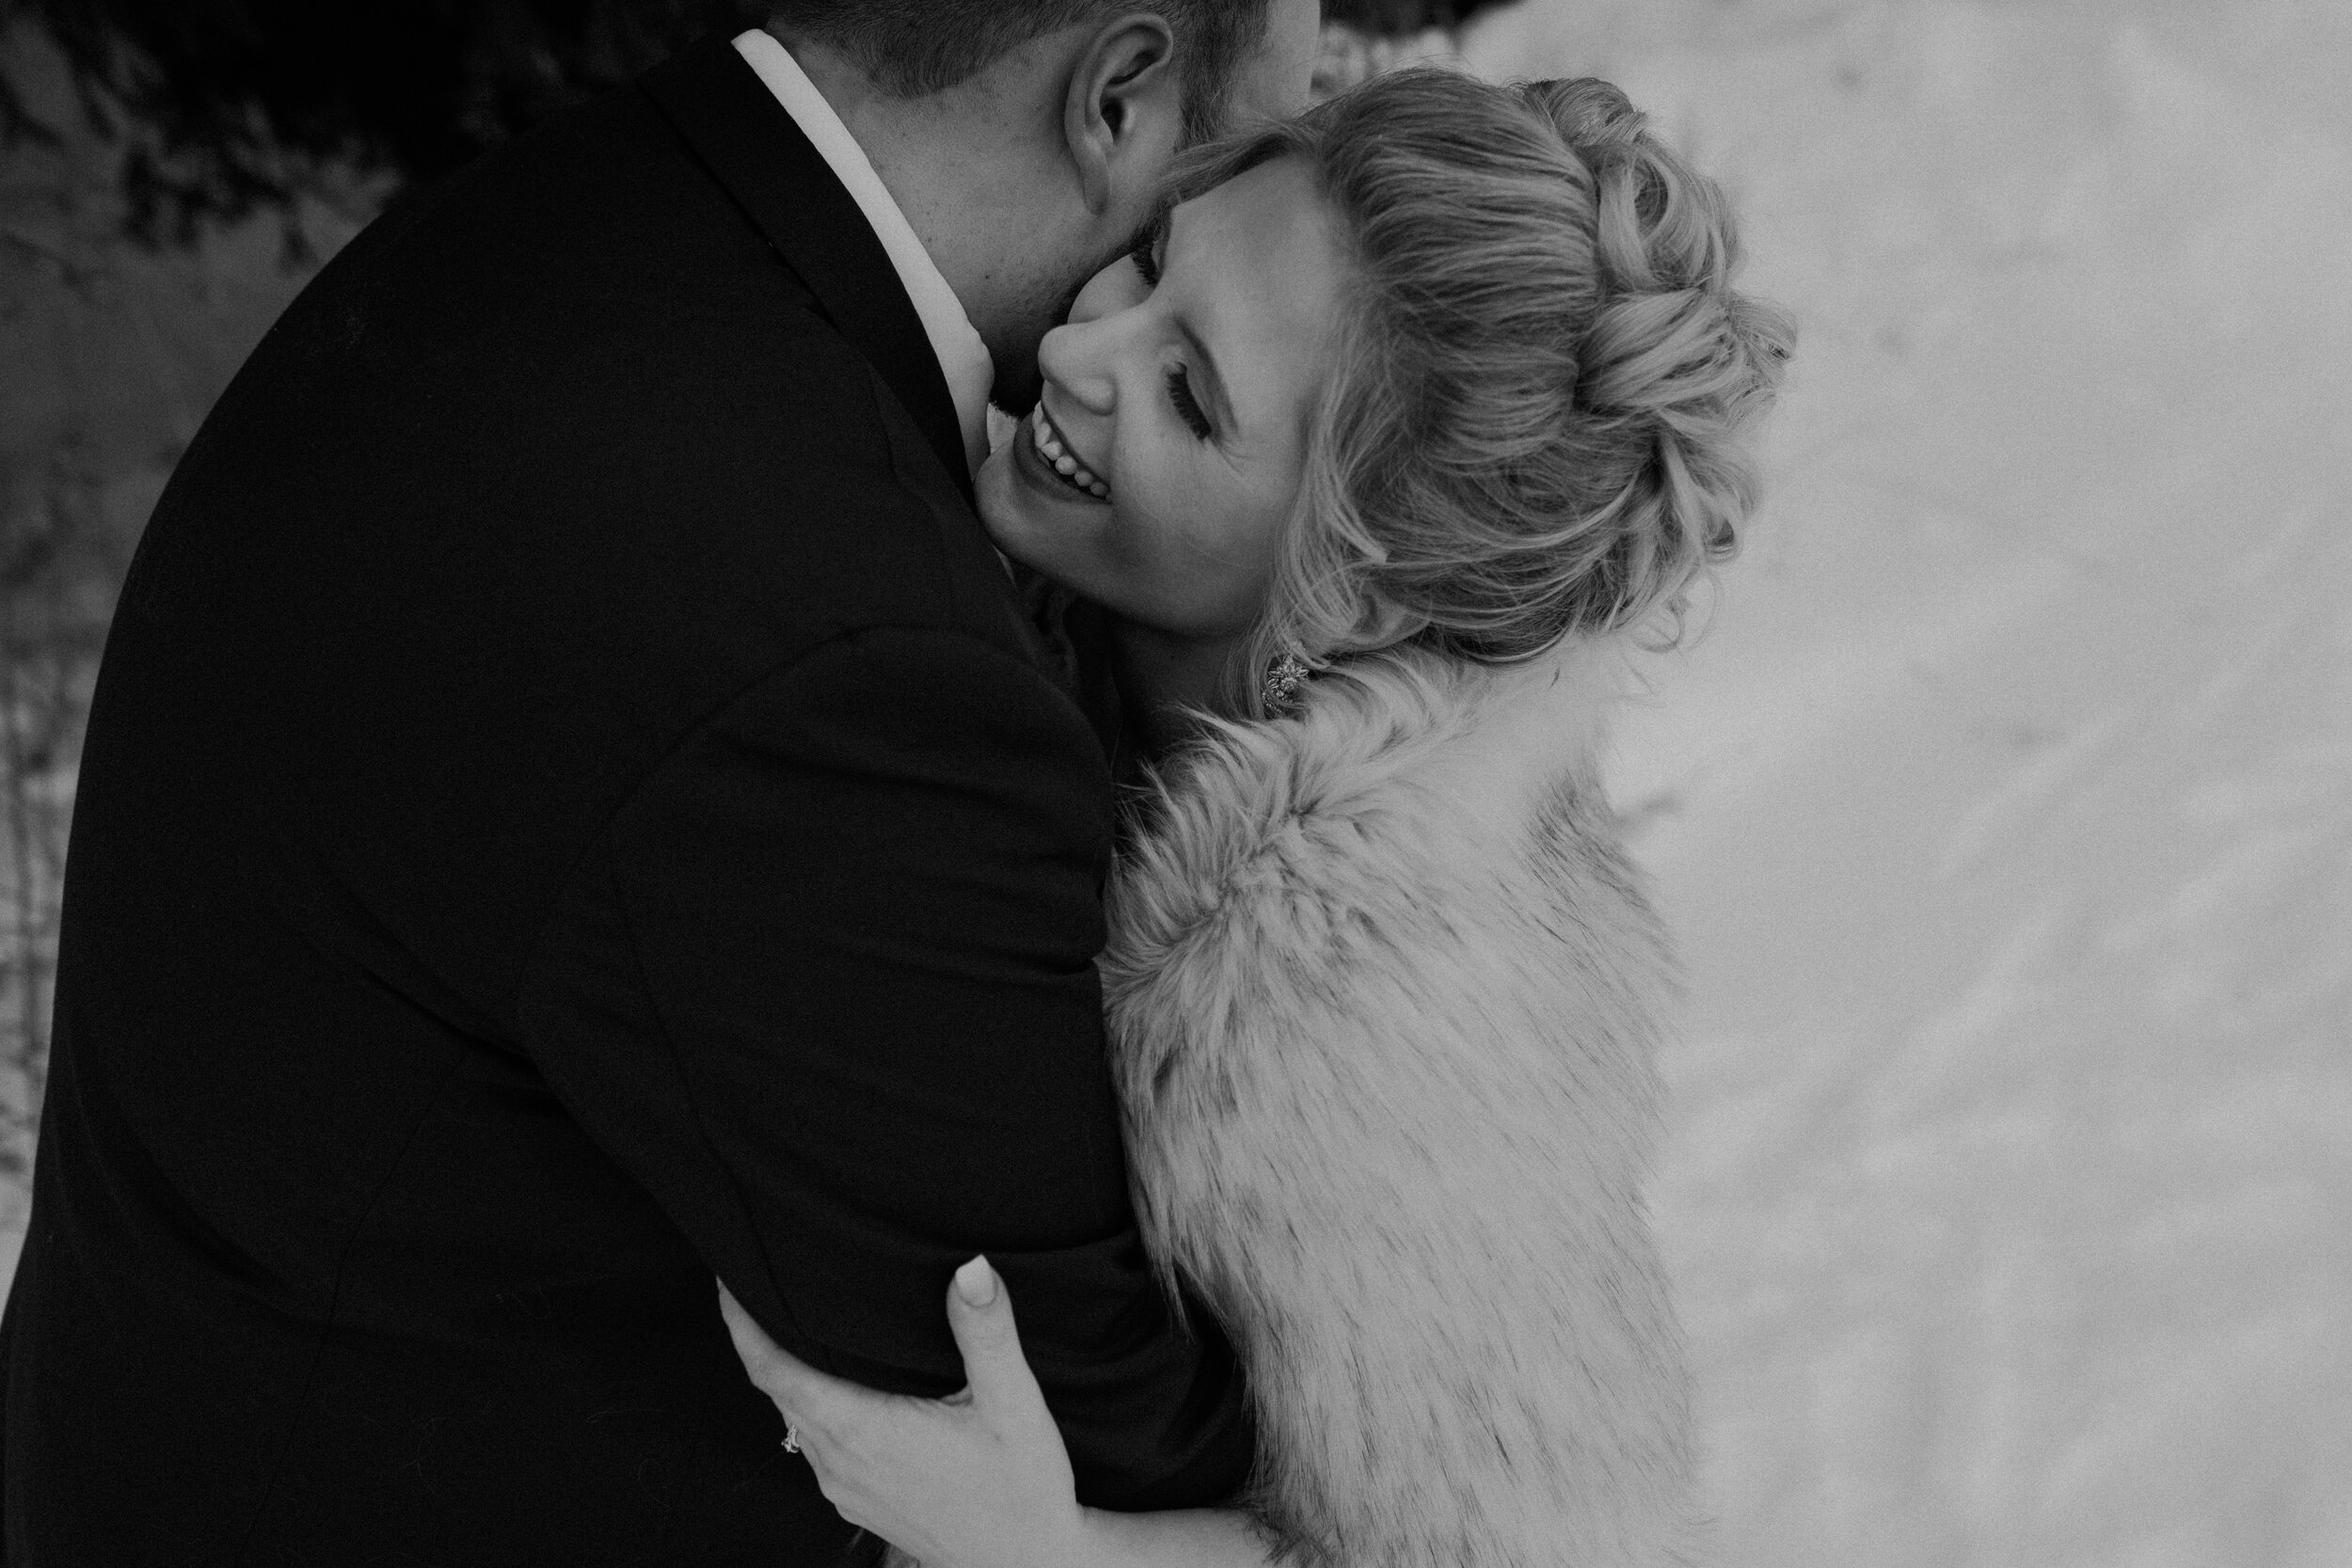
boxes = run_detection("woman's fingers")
[715,1282,775,1378]
[715,1282,789,1386]
[722,1261,1054,1461]
[945,1256,1049,1421]
[713,1263,1087,1568]
[716,1281,844,1433]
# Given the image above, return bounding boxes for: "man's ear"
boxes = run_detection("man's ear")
[1064,13,1184,215]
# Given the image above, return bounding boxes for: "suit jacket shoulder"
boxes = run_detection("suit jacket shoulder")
[103,36,1060,1008]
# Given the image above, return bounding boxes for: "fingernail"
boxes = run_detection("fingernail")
[954,1255,997,1307]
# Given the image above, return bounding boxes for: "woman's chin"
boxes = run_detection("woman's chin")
[977,437,1104,587]
[975,449,1046,569]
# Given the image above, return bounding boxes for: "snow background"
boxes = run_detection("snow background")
[6,0,2348,1560]
[1458,1,2352,1562]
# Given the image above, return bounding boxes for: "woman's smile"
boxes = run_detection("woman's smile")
[977,155,1344,642]
[1024,401,1111,502]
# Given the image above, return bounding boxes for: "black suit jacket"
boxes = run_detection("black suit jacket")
[0,36,1250,1566]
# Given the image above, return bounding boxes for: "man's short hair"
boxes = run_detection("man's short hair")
[768,1,1277,145]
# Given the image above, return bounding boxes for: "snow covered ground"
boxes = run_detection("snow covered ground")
[5,0,2346,1560]
[1455,1,2352,1561]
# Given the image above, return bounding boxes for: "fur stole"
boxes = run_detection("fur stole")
[1102,643,1708,1568]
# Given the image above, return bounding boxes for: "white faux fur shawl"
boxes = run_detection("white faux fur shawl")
[1103,644,1707,1568]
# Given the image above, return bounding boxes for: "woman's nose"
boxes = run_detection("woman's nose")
[1038,318,1118,419]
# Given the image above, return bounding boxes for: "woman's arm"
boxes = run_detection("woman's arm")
[719,1259,1281,1568]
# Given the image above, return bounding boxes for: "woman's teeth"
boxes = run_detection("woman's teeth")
[1031,405,1109,500]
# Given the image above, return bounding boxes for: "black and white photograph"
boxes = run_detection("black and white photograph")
[1,0,2345,1563]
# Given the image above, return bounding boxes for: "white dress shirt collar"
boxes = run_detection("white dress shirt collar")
[732,29,994,478]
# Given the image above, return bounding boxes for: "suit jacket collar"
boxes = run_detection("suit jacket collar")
[639,35,974,506]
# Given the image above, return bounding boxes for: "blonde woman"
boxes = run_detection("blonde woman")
[723,68,1792,1568]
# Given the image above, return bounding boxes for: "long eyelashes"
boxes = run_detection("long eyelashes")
[1126,212,1210,440]
[1166,369,1213,439]
[1125,209,1169,287]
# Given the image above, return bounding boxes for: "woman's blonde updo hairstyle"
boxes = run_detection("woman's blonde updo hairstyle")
[1168,69,1795,715]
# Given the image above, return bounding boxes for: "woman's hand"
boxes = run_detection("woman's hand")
[718,1257,1095,1568]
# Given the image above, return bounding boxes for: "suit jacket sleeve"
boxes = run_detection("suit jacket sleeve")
[515,620,1253,1511]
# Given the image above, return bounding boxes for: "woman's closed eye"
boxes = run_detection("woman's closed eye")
[1125,213,1216,441]
[1125,210,1168,288]
[1166,368,1214,440]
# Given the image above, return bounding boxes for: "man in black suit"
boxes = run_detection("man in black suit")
[0,2,1318,1560]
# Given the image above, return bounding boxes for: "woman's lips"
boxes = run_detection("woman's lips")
[1029,403,1110,502]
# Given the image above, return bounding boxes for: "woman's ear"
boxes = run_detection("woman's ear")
[1064,14,1184,215]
